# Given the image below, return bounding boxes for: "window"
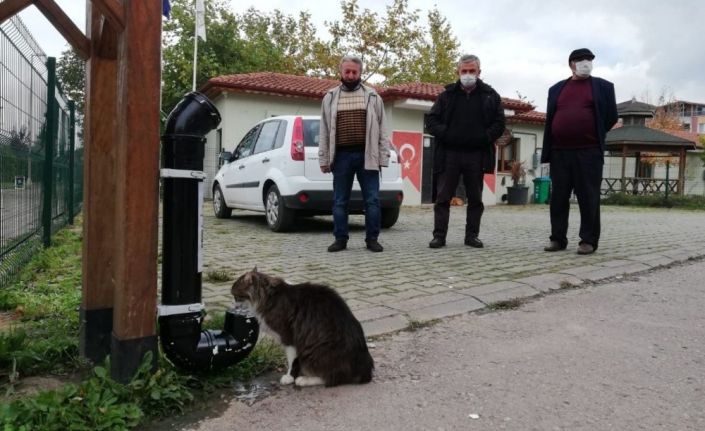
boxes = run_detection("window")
[273,121,287,149]
[253,121,281,154]
[497,138,519,172]
[699,123,705,133]
[234,126,259,159]
[303,119,320,147]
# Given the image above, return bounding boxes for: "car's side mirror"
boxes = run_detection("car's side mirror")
[220,151,233,162]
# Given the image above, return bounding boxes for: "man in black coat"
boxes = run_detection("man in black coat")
[426,54,506,249]
[542,48,618,255]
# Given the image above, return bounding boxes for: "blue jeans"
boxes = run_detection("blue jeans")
[332,151,380,241]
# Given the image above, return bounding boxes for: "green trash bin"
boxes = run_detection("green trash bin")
[533,177,551,204]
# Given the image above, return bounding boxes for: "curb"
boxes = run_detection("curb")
[360,247,705,338]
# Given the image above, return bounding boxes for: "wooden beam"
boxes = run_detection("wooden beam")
[79,0,119,364]
[33,0,90,60]
[94,15,119,59]
[621,145,627,193]
[111,0,161,383]
[0,0,32,23]
[91,0,124,32]
[678,147,686,195]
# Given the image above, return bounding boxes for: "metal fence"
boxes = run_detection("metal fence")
[0,15,82,288]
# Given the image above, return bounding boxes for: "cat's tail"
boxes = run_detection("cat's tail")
[354,351,374,384]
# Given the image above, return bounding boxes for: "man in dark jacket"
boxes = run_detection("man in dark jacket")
[426,54,506,249]
[542,48,618,255]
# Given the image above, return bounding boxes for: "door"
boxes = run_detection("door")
[239,120,284,207]
[221,125,260,206]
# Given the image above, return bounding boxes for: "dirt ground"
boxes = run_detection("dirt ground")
[155,260,705,431]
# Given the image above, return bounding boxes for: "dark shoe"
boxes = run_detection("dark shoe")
[577,243,595,255]
[464,237,484,248]
[327,240,347,252]
[366,239,383,252]
[544,241,566,252]
[429,237,446,248]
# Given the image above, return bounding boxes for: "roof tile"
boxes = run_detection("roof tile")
[202,72,543,124]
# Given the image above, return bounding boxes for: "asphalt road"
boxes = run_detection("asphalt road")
[178,259,705,431]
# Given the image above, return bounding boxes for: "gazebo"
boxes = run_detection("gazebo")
[604,98,696,196]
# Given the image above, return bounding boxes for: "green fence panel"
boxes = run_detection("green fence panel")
[0,16,82,288]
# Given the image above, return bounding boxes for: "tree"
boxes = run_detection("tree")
[642,88,683,131]
[8,126,31,154]
[326,0,422,83]
[57,47,86,143]
[160,0,462,109]
[161,1,330,112]
[408,7,460,85]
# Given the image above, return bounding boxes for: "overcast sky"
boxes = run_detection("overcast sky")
[16,0,705,112]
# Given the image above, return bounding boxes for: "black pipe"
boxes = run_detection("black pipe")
[159,92,259,372]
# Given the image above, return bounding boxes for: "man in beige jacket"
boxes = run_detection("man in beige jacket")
[318,55,391,252]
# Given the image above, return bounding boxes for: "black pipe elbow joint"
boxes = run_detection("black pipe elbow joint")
[159,309,259,372]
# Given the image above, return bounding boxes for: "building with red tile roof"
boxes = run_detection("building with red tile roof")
[200,72,548,205]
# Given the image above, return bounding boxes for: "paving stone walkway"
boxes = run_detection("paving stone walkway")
[199,204,705,336]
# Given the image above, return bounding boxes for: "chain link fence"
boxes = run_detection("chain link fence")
[1,15,82,288]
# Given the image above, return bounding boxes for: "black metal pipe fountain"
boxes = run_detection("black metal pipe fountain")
[159,91,258,372]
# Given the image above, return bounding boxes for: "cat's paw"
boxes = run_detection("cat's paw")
[279,374,295,385]
[294,376,325,387]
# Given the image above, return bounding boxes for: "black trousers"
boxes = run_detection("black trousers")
[433,149,484,239]
[549,147,603,249]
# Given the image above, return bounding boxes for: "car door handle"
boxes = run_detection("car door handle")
[238,165,245,170]
[261,158,270,163]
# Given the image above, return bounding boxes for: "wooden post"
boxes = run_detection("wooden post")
[110,0,161,383]
[620,145,627,193]
[79,1,119,365]
[678,147,686,195]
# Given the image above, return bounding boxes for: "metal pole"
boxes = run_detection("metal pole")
[68,100,75,225]
[192,18,198,91]
[42,57,57,247]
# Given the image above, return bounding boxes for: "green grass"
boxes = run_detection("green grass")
[0,226,84,379]
[204,270,231,283]
[602,193,705,210]
[487,298,525,310]
[0,221,284,430]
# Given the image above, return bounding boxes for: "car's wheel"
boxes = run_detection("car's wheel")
[380,207,400,228]
[213,185,232,219]
[265,185,295,232]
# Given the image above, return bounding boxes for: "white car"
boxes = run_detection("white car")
[212,115,404,232]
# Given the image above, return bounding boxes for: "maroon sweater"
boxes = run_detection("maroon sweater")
[551,78,598,149]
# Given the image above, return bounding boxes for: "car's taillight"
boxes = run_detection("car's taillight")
[291,116,304,161]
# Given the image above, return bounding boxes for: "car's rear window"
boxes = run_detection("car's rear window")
[303,119,320,147]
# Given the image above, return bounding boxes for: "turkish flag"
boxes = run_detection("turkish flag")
[392,131,422,192]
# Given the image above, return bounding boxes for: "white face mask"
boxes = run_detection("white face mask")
[574,60,593,78]
[460,73,477,87]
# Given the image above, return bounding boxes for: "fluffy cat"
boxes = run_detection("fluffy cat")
[231,268,374,387]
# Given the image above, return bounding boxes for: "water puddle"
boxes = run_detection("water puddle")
[231,375,279,405]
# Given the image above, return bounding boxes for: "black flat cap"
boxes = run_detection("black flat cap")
[569,48,595,62]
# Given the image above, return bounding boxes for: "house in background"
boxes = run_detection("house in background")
[200,72,547,206]
[661,100,705,133]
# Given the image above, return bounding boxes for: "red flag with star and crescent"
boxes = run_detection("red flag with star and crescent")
[392,131,422,192]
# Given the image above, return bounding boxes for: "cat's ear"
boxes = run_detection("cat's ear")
[252,266,258,273]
